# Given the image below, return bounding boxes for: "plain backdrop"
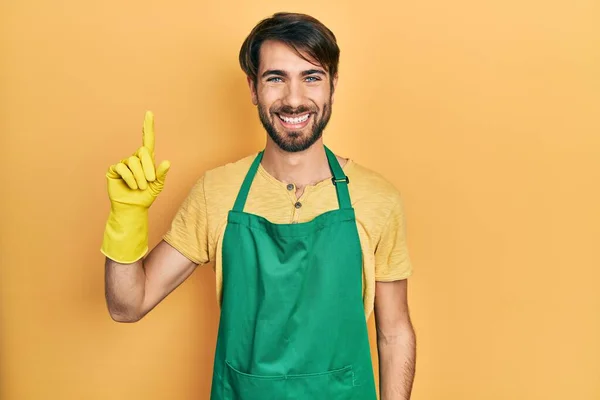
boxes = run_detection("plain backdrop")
[1,0,599,399]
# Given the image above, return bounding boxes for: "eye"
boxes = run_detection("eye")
[267,77,283,83]
[305,76,321,82]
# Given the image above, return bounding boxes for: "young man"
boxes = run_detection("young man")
[102,12,416,400]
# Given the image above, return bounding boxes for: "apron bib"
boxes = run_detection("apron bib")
[210,146,377,400]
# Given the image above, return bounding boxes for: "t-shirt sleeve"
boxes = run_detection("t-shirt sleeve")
[162,175,210,265]
[374,195,413,281]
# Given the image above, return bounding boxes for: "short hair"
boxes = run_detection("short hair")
[239,12,340,85]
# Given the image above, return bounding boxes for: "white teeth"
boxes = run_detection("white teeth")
[279,114,310,124]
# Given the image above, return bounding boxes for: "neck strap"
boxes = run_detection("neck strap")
[232,146,351,212]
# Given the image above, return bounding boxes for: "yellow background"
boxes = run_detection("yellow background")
[1,0,599,399]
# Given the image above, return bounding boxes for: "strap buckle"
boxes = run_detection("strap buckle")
[332,176,350,186]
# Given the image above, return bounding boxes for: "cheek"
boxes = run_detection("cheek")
[258,85,283,104]
[307,86,330,104]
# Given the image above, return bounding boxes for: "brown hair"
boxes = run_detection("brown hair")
[239,12,340,86]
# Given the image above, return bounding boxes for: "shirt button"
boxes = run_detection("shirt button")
[286,184,294,191]
[294,201,302,209]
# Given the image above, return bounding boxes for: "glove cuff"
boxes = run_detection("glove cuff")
[101,204,149,264]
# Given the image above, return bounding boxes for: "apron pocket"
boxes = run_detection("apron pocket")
[224,361,286,399]
[224,361,354,400]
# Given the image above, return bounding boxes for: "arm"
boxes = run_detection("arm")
[374,279,416,400]
[101,111,201,322]
[104,240,197,322]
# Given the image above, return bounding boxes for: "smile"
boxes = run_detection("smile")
[276,113,312,129]
[278,113,310,124]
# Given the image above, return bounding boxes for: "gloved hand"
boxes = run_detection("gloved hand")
[101,111,171,263]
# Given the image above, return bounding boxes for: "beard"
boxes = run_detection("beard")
[257,98,332,153]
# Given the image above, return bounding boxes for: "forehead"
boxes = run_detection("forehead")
[258,40,324,74]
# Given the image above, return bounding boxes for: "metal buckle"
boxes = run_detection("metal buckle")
[332,176,350,185]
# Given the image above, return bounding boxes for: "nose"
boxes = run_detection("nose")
[282,79,305,110]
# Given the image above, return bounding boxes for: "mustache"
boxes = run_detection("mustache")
[272,105,317,115]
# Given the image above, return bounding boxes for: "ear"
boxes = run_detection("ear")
[247,76,258,106]
[331,74,339,104]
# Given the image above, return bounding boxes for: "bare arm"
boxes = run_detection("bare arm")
[375,279,416,400]
[105,240,197,322]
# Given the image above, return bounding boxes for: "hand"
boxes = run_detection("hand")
[106,111,171,209]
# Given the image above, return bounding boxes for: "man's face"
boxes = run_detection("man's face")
[249,40,337,153]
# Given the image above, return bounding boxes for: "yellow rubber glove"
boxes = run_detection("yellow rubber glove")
[101,111,171,263]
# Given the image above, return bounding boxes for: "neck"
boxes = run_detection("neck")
[261,138,333,190]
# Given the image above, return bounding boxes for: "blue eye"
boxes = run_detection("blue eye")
[305,76,321,82]
[267,77,283,82]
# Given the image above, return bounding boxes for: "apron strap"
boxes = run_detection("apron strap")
[324,146,352,210]
[232,150,264,212]
[232,146,351,212]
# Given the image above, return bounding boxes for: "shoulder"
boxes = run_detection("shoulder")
[183,153,257,198]
[200,152,258,211]
[345,160,403,205]
[203,153,258,186]
[344,159,407,236]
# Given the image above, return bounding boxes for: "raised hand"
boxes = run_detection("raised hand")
[106,111,171,208]
[101,111,171,263]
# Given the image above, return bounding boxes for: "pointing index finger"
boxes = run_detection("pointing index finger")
[142,110,155,153]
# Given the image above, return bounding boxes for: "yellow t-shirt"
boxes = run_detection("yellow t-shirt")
[163,152,412,318]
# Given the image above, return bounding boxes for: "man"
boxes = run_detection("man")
[102,12,416,400]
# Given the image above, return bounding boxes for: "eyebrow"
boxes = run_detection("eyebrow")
[261,69,327,78]
[302,69,326,77]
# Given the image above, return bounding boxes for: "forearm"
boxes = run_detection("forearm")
[104,257,146,322]
[377,324,416,400]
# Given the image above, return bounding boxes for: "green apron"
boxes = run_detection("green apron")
[210,146,377,400]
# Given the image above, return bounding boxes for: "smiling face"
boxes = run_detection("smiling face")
[249,40,337,153]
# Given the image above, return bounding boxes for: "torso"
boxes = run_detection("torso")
[198,152,407,318]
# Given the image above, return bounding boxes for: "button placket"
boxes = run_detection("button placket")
[284,183,299,224]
